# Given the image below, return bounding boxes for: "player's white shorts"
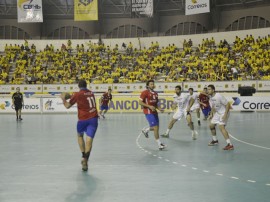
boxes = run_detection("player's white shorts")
[211,112,230,125]
[173,109,188,121]
[190,104,200,112]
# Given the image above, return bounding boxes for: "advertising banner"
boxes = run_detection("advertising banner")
[74,0,98,21]
[131,0,153,17]
[42,98,77,113]
[17,0,43,23]
[185,0,210,16]
[0,98,41,113]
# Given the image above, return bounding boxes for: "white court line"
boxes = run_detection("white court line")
[172,162,178,164]
[247,180,256,183]
[266,184,270,186]
[203,170,209,173]
[165,159,170,162]
[216,173,223,176]
[229,134,270,150]
[181,164,187,167]
[231,177,239,180]
[192,167,198,170]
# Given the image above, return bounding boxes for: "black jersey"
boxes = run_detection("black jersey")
[12,92,23,105]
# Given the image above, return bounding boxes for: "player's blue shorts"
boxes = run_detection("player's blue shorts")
[202,107,211,117]
[100,105,109,110]
[145,114,159,127]
[77,117,98,138]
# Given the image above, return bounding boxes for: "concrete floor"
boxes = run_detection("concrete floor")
[0,112,270,202]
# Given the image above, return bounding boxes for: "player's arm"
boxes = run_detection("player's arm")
[157,101,164,113]
[21,93,24,105]
[60,93,73,109]
[12,94,15,106]
[139,99,156,111]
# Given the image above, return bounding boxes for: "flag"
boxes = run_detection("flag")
[17,0,43,23]
[185,0,210,15]
[74,0,98,21]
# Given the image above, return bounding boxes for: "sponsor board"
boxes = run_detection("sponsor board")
[185,0,210,15]
[42,98,77,112]
[228,96,270,111]
[0,98,41,113]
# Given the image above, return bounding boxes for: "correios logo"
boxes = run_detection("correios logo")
[187,0,207,9]
[232,97,241,105]
[79,0,93,6]
[0,101,10,110]
[19,0,41,10]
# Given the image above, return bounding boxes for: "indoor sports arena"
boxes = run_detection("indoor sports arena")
[0,0,270,202]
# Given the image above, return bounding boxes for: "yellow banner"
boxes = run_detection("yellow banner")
[97,96,174,113]
[74,0,98,21]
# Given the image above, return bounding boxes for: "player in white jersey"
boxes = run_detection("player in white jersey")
[161,85,198,140]
[207,84,234,150]
[188,88,201,126]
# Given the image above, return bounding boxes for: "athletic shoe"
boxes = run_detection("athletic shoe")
[198,120,201,126]
[141,127,149,138]
[19,118,23,121]
[223,144,234,150]
[101,115,105,119]
[208,140,219,146]
[81,158,88,171]
[161,133,169,138]
[159,143,166,150]
[192,131,198,140]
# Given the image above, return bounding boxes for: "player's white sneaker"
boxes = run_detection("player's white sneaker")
[159,143,166,150]
[192,131,198,140]
[161,133,169,138]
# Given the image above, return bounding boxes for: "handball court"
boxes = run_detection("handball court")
[0,112,270,202]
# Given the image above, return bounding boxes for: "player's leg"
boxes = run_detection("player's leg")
[18,108,22,120]
[196,108,201,125]
[161,118,177,138]
[208,113,219,146]
[218,113,234,150]
[102,109,108,118]
[186,113,198,140]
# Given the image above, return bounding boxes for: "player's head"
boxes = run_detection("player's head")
[175,85,181,95]
[16,87,20,92]
[207,85,215,96]
[203,87,208,93]
[108,88,112,94]
[78,79,87,89]
[188,88,194,95]
[146,79,155,90]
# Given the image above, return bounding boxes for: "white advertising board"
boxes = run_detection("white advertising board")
[42,98,77,113]
[0,98,41,113]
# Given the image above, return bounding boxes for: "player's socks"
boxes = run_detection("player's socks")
[156,139,161,146]
[165,129,170,135]
[212,136,217,141]
[226,138,232,145]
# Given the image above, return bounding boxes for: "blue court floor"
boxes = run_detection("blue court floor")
[0,112,270,202]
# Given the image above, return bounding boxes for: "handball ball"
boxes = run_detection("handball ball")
[61,92,71,100]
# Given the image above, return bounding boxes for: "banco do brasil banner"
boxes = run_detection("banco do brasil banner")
[17,0,43,23]
[74,0,98,21]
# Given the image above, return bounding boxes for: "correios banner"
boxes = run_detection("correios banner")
[185,0,210,15]
[17,0,43,23]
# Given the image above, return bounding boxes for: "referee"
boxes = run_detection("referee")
[12,87,24,121]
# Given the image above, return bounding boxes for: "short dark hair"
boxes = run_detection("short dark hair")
[203,87,207,90]
[208,84,215,91]
[78,79,87,88]
[146,79,154,87]
[188,88,194,91]
[175,85,181,90]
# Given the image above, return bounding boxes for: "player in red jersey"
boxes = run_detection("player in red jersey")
[61,79,98,171]
[99,88,112,119]
[139,80,166,150]
[198,87,211,120]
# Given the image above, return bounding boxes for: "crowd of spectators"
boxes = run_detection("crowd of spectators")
[0,34,269,85]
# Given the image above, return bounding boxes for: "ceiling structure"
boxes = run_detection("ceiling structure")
[0,0,269,19]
